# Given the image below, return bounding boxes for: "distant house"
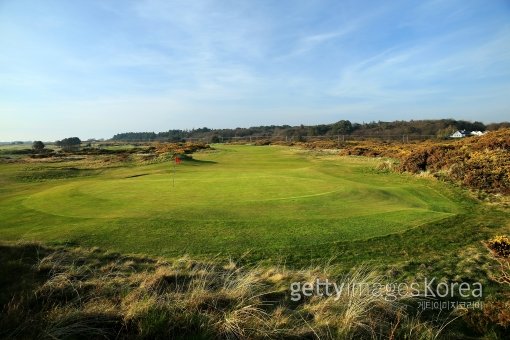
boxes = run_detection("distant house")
[449,130,486,138]
[450,130,469,138]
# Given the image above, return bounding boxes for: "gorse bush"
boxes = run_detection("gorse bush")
[154,142,209,155]
[398,129,510,194]
[488,235,510,258]
[290,129,510,194]
[294,129,510,195]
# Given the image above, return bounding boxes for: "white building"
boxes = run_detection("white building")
[450,130,486,138]
[450,130,469,138]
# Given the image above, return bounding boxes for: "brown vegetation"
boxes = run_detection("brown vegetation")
[153,141,210,156]
[0,242,488,339]
[488,235,510,258]
[289,129,510,195]
[398,129,510,194]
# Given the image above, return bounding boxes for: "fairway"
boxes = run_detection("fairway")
[0,145,461,258]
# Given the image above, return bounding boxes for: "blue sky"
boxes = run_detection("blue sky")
[1,0,509,141]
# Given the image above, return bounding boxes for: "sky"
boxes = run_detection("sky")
[1,0,509,141]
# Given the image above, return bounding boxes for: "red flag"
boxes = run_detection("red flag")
[175,157,181,164]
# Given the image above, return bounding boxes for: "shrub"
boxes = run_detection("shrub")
[32,141,45,152]
[488,235,510,258]
[397,129,510,194]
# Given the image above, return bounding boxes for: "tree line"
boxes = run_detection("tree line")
[110,119,510,142]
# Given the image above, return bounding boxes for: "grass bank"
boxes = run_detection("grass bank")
[1,242,508,339]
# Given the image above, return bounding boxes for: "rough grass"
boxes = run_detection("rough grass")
[3,242,507,339]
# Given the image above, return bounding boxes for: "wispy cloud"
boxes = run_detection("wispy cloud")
[275,5,391,60]
[326,23,510,104]
[284,28,356,58]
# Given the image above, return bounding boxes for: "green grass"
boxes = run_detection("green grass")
[0,145,506,267]
[0,143,57,152]
[0,144,32,151]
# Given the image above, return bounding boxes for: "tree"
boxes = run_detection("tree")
[56,137,81,152]
[32,141,45,152]
[436,126,457,139]
[332,120,353,135]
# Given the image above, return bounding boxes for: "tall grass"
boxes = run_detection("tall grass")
[1,242,491,339]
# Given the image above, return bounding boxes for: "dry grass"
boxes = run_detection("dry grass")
[0,242,507,339]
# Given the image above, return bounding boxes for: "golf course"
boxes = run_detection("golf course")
[0,144,467,261]
[1,142,509,338]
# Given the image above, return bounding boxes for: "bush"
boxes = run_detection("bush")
[32,141,45,152]
[398,129,510,194]
[488,235,510,258]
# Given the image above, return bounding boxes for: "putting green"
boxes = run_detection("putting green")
[1,145,462,257]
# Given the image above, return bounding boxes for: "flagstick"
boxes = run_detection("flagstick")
[173,160,175,187]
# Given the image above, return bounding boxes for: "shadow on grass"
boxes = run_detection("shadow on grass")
[125,173,150,178]
[181,158,217,166]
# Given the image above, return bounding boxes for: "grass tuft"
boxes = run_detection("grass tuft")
[2,242,507,339]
